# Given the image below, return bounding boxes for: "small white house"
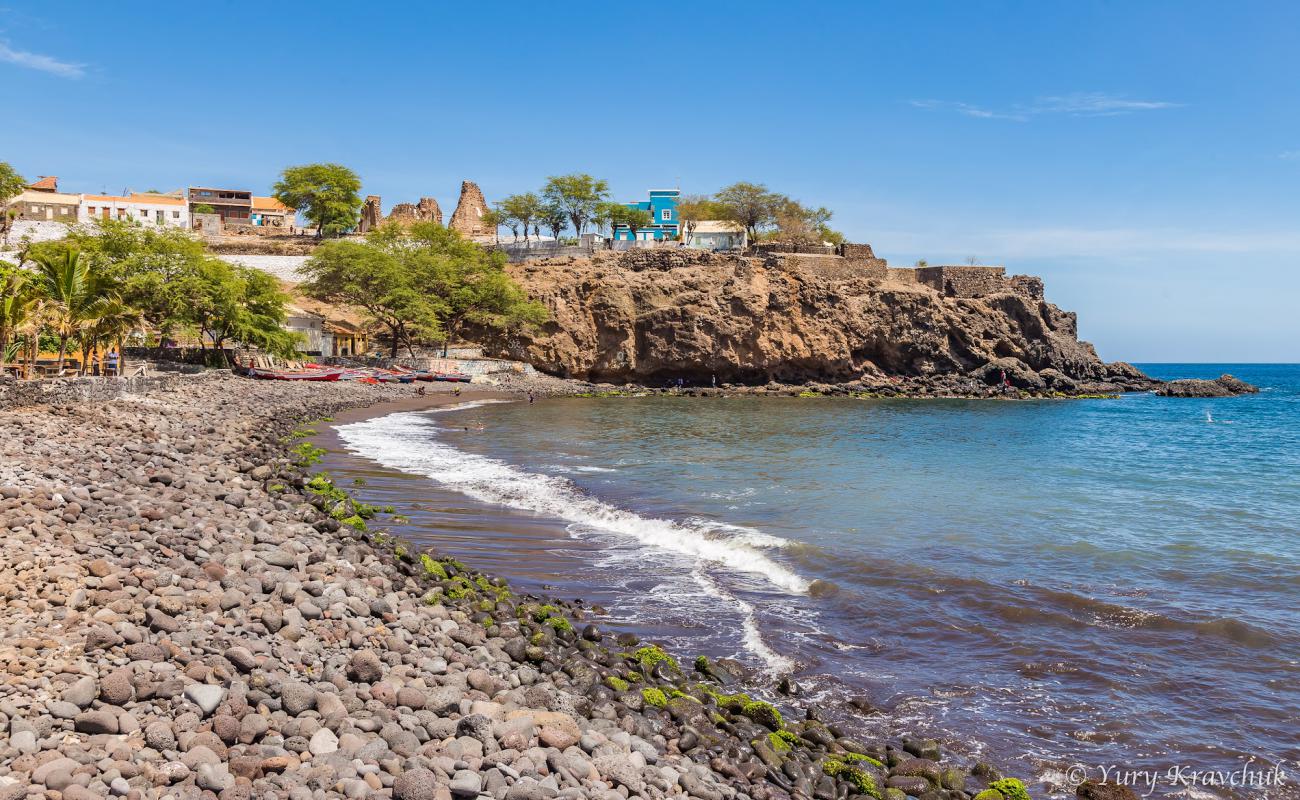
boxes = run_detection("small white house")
[684,220,747,251]
[285,305,327,355]
[80,193,189,228]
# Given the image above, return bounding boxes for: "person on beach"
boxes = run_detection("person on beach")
[711,373,717,388]
[528,390,535,404]
[416,385,426,396]
[106,350,119,376]
[454,387,461,397]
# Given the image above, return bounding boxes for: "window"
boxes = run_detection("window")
[60,207,69,215]
[173,210,180,218]
[88,207,96,215]
[661,209,672,220]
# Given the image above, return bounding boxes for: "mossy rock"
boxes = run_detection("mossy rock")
[988,778,1031,800]
[631,645,680,676]
[740,700,784,731]
[840,752,884,769]
[823,758,883,800]
[420,554,448,580]
[973,791,1004,800]
[604,676,629,692]
[641,687,668,708]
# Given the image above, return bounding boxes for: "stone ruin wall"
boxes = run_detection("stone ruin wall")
[358,196,443,232]
[387,197,443,227]
[910,266,1042,300]
[449,181,490,237]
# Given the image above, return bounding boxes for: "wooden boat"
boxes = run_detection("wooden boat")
[432,372,472,383]
[248,367,343,382]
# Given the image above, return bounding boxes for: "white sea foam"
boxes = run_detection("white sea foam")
[336,407,810,594]
[692,569,797,676]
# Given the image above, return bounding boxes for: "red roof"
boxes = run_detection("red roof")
[29,176,58,191]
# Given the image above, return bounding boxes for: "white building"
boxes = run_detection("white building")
[684,220,747,251]
[79,193,189,228]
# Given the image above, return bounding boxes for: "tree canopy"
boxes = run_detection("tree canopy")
[0,162,27,245]
[597,202,653,238]
[497,193,544,241]
[300,222,546,357]
[13,219,299,366]
[272,163,363,237]
[710,182,843,244]
[542,174,610,238]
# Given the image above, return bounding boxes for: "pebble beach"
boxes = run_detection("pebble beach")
[0,375,1039,800]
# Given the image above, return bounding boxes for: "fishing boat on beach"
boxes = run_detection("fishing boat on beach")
[247,367,343,382]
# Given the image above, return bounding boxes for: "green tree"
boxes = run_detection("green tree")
[771,198,843,245]
[598,202,653,241]
[714,182,782,241]
[539,202,568,241]
[32,218,208,340]
[272,163,362,237]
[400,222,548,355]
[498,193,543,242]
[177,259,294,357]
[675,194,729,242]
[28,248,120,375]
[542,174,610,238]
[0,264,39,373]
[487,206,515,241]
[0,162,27,246]
[299,232,445,357]
[300,222,546,358]
[192,203,216,215]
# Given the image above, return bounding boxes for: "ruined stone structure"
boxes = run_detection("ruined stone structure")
[913,266,1043,300]
[388,197,442,227]
[358,196,382,233]
[449,181,490,237]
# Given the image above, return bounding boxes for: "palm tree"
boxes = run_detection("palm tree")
[0,269,38,375]
[29,248,121,375]
[77,299,142,376]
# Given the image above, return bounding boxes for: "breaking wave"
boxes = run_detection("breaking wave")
[336,406,810,594]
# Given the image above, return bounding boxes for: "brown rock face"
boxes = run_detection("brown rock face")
[489,249,1143,386]
[449,181,490,237]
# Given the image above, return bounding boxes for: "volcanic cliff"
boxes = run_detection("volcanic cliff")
[491,248,1153,394]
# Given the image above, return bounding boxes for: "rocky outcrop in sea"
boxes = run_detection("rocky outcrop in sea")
[491,250,1154,396]
[0,376,1049,800]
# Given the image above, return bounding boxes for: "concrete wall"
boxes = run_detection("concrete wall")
[219,254,310,281]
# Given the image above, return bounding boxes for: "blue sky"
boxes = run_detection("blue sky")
[2,1,1297,362]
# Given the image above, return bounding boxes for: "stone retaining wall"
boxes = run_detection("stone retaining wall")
[0,373,209,408]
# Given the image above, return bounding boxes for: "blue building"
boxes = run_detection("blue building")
[611,189,679,241]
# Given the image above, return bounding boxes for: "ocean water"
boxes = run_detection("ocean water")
[331,364,1300,798]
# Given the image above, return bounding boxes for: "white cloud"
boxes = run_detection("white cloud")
[908,99,1027,121]
[0,41,84,78]
[1035,92,1180,116]
[910,92,1180,122]
[1281,150,1300,160]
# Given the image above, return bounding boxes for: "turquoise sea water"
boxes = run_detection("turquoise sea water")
[332,365,1300,798]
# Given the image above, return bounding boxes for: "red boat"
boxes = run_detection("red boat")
[248,367,343,382]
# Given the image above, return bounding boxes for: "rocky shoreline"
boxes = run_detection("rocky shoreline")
[0,375,1135,800]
